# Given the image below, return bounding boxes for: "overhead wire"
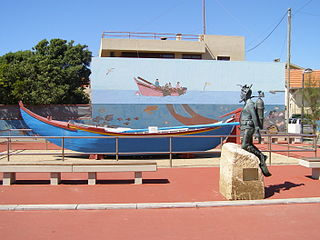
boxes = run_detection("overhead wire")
[133,0,188,58]
[134,0,188,32]
[293,0,313,16]
[299,11,320,17]
[246,11,287,53]
[213,0,253,35]
[246,0,314,53]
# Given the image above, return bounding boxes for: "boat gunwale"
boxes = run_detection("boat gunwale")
[19,101,237,137]
[68,124,221,136]
[19,101,77,132]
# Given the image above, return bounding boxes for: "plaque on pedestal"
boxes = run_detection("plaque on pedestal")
[219,143,265,200]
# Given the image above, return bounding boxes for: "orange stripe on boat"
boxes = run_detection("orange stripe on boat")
[69,124,220,136]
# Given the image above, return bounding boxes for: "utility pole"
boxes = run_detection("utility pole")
[203,0,206,35]
[286,8,291,131]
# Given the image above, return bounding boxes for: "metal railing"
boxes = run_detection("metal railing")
[102,31,203,41]
[260,133,318,165]
[0,129,318,167]
[1,135,228,167]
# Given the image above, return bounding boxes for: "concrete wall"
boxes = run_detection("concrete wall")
[91,57,284,95]
[89,57,285,129]
[202,35,245,60]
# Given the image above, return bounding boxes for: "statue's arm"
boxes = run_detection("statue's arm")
[247,102,258,128]
[247,101,262,142]
[247,101,260,133]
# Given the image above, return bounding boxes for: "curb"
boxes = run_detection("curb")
[1,197,320,211]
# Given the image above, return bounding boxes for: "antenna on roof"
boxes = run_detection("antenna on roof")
[202,0,206,35]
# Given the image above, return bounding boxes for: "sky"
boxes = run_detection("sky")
[1,0,319,69]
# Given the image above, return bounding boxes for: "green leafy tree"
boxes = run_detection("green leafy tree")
[0,39,91,104]
[301,74,320,135]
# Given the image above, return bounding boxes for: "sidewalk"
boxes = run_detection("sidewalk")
[0,164,320,240]
[0,143,320,240]
[1,203,319,240]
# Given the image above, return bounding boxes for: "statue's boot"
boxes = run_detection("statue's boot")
[246,146,272,177]
[259,154,272,177]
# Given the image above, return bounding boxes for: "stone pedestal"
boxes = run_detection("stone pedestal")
[219,143,265,200]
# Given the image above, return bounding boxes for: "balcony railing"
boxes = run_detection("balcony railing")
[102,31,203,41]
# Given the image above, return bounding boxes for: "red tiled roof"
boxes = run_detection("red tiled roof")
[287,70,320,88]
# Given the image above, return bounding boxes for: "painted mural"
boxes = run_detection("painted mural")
[86,104,285,131]
[91,57,285,104]
[89,57,286,130]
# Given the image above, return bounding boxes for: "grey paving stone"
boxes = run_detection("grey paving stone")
[0,205,18,211]
[14,204,77,211]
[76,203,137,210]
[137,202,197,209]
[2,197,320,211]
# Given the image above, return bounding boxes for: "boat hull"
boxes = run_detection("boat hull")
[136,81,164,96]
[20,105,236,154]
[134,77,186,96]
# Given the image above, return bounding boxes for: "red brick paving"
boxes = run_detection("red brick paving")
[1,203,319,240]
[1,140,319,240]
[0,141,61,151]
[0,165,319,205]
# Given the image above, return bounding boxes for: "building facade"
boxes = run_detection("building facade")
[99,32,245,61]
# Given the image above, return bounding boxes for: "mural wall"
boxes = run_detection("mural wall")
[90,57,285,130]
[0,105,91,136]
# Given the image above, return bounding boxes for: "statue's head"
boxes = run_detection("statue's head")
[240,84,252,101]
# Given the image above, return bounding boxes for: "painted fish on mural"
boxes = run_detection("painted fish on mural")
[144,105,159,114]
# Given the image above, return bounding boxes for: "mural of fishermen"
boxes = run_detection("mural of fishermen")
[239,84,272,177]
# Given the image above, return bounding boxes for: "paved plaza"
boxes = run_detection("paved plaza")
[0,141,319,239]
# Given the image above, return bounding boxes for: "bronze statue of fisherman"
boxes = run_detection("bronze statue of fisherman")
[239,84,271,177]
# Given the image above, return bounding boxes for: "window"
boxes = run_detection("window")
[121,52,174,59]
[121,52,139,58]
[160,53,175,58]
[217,56,231,61]
[182,54,202,59]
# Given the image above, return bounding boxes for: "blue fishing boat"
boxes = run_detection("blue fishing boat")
[19,102,239,154]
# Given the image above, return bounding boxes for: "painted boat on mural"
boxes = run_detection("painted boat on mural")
[134,77,187,96]
[19,102,239,154]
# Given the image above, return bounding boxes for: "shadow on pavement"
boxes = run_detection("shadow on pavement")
[265,181,305,198]
[0,179,170,185]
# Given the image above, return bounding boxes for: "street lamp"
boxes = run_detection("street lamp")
[301,68,313,133]
[269,90,285,94]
